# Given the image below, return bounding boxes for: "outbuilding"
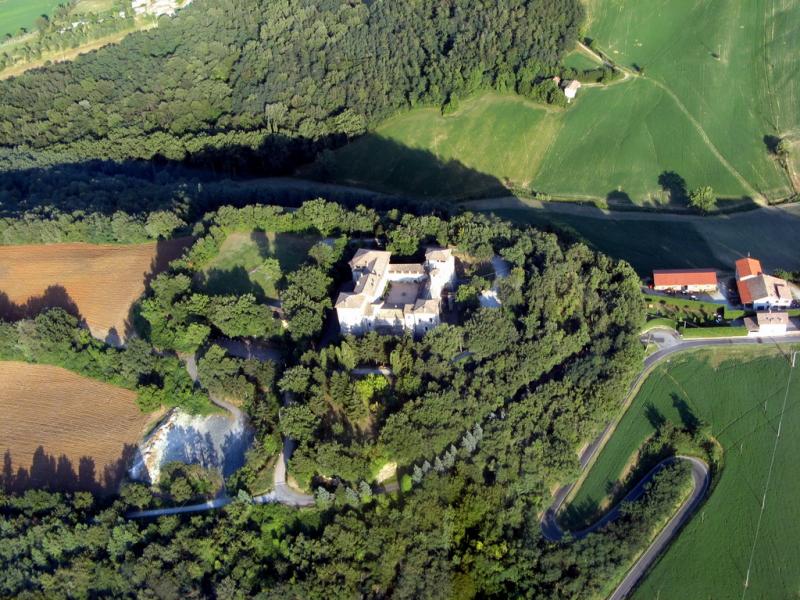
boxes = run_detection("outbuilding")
[652,269,718,293]
[745,311,789,336]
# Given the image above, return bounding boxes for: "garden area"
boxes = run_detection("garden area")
[196,231,318,300]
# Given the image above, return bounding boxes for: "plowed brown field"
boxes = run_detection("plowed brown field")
[0,361,156,492]
[0,238,190,342]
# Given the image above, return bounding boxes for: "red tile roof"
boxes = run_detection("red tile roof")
[737,278,753,305]
[653,269,718,287]
[735,257,762,279]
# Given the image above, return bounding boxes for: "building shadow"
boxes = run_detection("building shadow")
[1,444,141,495]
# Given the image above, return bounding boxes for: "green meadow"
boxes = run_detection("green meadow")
[320,0,797,206]
[562,347,800,599]
[197,231,316,300]
[561,48,601,72]
[319,92,561,198]
[0,0,60,38]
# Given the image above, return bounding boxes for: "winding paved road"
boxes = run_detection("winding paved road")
[541,331,800,599]
[133,330,800,600]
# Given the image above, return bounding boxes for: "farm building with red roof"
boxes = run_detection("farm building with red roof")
[653,269,718,292]
[735,257,792,310]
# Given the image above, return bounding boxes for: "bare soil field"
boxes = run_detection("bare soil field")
[0,238,190,342]
[0,361,157,492]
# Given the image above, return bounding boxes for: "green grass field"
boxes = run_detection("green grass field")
[197,231,316,300]
[562,48,602,72]
[318,92,561,198]
[562,347,800,599]
[0,0,61,38]
[531,77,753,205]
[583,0,794,202]
[319,1,797,206]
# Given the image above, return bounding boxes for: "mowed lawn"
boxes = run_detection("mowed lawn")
[562,347,800,599]
[322,93,562,198]
[0,0,61,37]
[580,0,794,201]
[198,231,317,300]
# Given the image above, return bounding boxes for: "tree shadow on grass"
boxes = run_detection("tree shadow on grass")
[763,134,782,155]
[658,170,689,205]
[671,393,700,433]
[559,495,602,531]
[196,265,266,300]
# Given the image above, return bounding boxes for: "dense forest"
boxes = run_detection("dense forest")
[0,201,670,598]
[0,0,583,173]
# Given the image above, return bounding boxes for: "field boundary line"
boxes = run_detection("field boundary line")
[741,361,795,598]
[637,76,762,202]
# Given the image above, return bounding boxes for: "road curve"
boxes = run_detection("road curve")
[541,455,709,542]
[541,333,800,598]
[608,457,709,600]
[132,334,798,523]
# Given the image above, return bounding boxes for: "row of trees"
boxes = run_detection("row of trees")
[0,308,210,413]
[0,0,138,73]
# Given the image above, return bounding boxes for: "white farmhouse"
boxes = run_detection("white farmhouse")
[335,248,456,337]
[564,79,581,102]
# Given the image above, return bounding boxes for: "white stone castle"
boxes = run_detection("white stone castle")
[335,248,456,337]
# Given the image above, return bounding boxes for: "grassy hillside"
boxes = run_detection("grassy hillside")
[585,0,794,198]
[318,93,561,198]
[319,0,797,205]
[563,348,800,599]
[531,77,750,205]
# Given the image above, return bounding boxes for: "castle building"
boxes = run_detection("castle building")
[335,248,456,337]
